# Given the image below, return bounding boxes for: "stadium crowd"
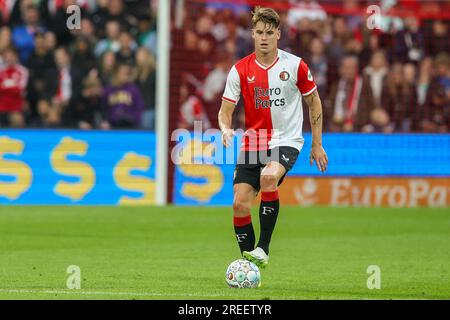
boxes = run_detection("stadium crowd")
[0,0,449,133]
[0,0,157,129]
[178,0,449,133]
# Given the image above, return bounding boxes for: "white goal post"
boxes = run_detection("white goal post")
[155,0,171,205]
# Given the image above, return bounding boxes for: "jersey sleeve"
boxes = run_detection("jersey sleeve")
[222,65,241,105]
[296,60,317,96]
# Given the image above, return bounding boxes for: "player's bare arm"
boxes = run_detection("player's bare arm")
[218,99,236,147]
[304,90,328,173]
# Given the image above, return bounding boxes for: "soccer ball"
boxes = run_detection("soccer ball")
[225,259,261,288]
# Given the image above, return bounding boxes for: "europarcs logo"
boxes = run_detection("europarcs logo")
[253,87,286,109]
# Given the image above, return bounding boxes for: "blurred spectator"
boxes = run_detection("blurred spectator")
[307,37,328,96]
[101,63,144,129]
[99,50,116,85]
[197,35,217,78]
[44,31,58,52]
[277,11,292,52]
[417,57,433,106]
[420,53,450,133]
[434,53,450,98]
[178,84,211,130]
[95,20,122,57]
[8,0,33,27]
[381,63,418,132]
[327,16,352,64]
[0,0,11,26]
[194,14,218,79]
[12,3,45,63]
[0,46,28,127]
[63,72,103,130]
[393,15,424,64]
[0,26,12,66]
[363,50,389,108]
[302,39,329,132]
[289,17,318,57]
[202,54,233,104]
[137,13,157,57]
[26,31,56,125]
[90,0,109,38]
[71,36,97,78]
[287,0,327,29]
[235,12,253,59]
[38,47,82,127]
[424,19,449,58]
[133,47,156,130]
[360,31,382,68]
[116,30,138,65]
[202,53,234,129]
[367,33,382,53]
[210,8,234,44]
[73,18,98,47]
[104,0,139,36]
[342,0,364,31]
[326,55,377,132]
[178,29,205,94]
[0,26,11,50]
[223,38,237,61]
[195,12,214,38]
[420,85,449,133]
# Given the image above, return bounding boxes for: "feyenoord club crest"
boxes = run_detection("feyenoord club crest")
[280,71,290,81]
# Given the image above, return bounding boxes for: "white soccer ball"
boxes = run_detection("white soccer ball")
[225,259,261,288]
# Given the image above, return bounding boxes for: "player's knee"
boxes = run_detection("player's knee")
[260,174,278,192]
[233,198,251,217]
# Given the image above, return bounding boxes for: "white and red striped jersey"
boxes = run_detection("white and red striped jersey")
[222,49,317,152]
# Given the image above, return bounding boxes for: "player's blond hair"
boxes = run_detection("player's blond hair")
[252,7,280,29]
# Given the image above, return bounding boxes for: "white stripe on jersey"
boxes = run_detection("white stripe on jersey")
[267,50,315,151]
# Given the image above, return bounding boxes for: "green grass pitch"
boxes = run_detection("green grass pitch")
[0,206,448,300]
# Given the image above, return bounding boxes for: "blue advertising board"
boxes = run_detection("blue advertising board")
[0,130,448,205]
[0,130,156,205]
[173,132,450,205]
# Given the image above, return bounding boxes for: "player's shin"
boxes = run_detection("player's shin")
[233,215,255,255]
[257,190,280,255]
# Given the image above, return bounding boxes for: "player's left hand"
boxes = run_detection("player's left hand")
[310,144,328,173]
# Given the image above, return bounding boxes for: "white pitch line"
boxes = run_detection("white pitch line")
[0,289,425,300]
[0,289,228,298]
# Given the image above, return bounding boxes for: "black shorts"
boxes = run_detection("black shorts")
[233,146,300,192]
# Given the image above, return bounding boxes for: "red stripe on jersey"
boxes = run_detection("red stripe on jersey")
[266,57,280,71]
[222,96,236,104]
[236,53,273,151]
[255,56,280,71]
[297,60,317,96]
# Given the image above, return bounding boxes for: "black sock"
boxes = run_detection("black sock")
[234,215,255,255]
[257,190,280,255]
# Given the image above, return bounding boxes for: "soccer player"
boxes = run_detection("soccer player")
[218,7,328,269]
